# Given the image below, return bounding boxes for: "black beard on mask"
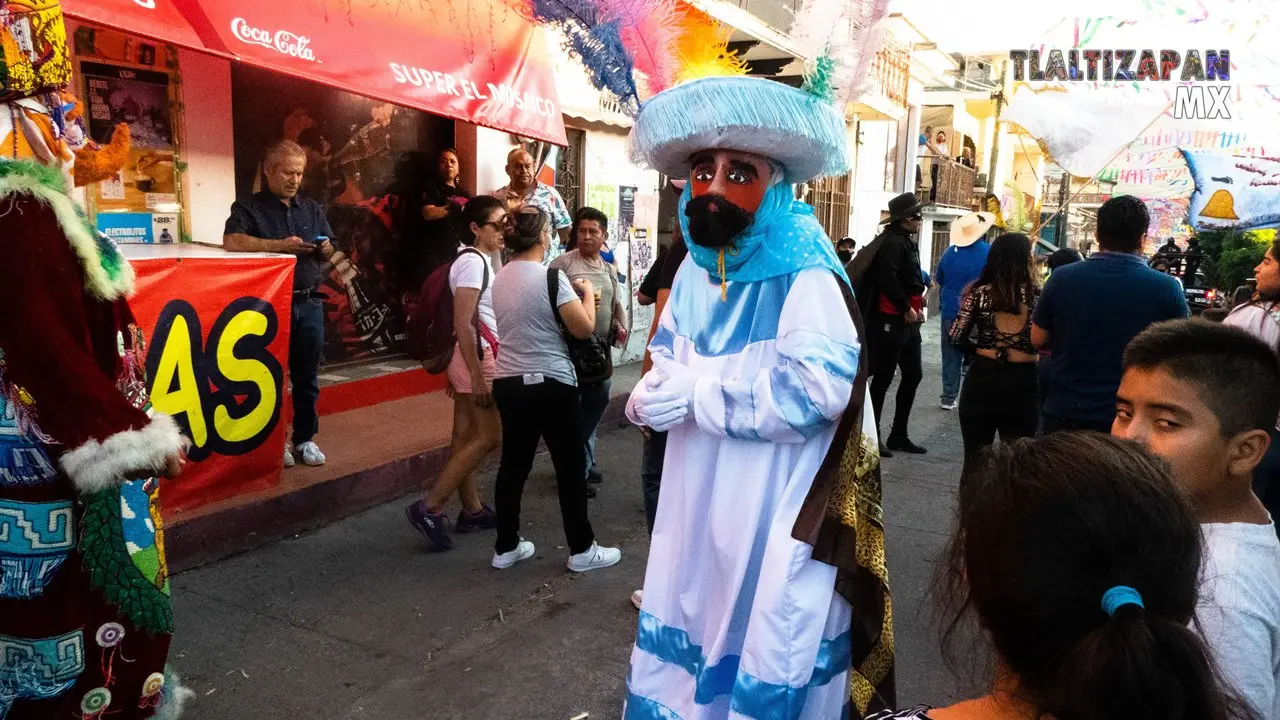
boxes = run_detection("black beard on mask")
[685,194,754,249]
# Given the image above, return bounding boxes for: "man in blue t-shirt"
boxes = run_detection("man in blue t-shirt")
[1031,196,1189,433]
[935,211,994,409]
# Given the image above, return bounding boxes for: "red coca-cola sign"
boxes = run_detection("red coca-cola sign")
[230,17,317,62]
[63,0,567,145]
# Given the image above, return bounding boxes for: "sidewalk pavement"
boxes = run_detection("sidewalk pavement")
[165,364,642,571]
[169,318,976,718]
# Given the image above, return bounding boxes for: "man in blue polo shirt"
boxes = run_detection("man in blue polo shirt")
[224,139,334,468]
[935,211,994,410]
[1031,195,1188,433]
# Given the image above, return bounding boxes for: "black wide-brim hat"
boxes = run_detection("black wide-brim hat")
[886,191,925,223]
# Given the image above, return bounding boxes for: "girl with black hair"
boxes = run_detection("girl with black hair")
[948,233,1040,460]
[871,433,1256,720]
[405,195,506,551]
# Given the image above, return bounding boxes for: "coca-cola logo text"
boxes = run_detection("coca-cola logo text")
[230,18,319,63]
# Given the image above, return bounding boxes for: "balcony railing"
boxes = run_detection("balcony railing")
[869,42,911,110]
[916,157,978,210]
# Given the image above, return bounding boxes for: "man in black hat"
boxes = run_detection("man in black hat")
[855,192,928,456]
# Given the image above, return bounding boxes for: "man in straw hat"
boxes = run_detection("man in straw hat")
[623,30,895,720]
[0,2,192,717]
[934,211,994,410]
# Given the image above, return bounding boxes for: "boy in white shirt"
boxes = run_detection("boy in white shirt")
[1113,319,1280,718]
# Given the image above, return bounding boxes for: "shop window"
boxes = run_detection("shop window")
[72,26,187,245]
[556,127,585,216]
[807,173,851,241]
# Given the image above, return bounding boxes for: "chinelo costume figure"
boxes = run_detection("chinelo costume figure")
[0,2,192,718]
[502,0,894,715]
[625,5,896,720]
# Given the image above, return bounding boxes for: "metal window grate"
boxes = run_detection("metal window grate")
[807,173,851,241]
[556,128,586,216]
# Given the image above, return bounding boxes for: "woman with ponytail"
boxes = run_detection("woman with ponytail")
[485,206,622,573]
[870,432,1255,720]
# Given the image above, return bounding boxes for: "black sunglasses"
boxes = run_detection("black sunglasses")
[480,213,510,230]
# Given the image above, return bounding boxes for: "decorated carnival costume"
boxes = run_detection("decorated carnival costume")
[0,2,190,718]
[619,8,896,720]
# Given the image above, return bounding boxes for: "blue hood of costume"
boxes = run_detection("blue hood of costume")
[678,182,850,289]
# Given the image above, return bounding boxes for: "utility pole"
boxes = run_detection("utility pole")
[1054,173,1070,249]
[986,60,1008,196]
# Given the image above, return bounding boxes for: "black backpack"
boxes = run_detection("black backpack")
[846,233,887,321]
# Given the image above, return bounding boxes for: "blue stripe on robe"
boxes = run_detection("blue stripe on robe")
[630,611,851,719]
[719,333,859,442]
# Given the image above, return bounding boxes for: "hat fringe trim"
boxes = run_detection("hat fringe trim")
[0,161,135,300]
[629,77,849,183]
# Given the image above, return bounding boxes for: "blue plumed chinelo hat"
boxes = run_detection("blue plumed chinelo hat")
[629,75,851,185]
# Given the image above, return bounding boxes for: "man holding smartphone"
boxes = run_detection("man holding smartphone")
[224,139,334,468]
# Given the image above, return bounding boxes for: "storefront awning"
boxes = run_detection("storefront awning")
[62,0,568,145]
[62,0,213,55]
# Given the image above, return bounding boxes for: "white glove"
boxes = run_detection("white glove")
[626,356,694,432]
[626,385,688,432]
[649,355,696,405]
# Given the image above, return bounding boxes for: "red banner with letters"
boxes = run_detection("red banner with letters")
[63,0,567,145]
[129,254,294,513]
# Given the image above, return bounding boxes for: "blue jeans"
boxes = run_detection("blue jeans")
[940,315,965,404]
[580,378,612,478]
[290,297,324,446]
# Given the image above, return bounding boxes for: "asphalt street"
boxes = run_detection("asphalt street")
[169,317,975,719]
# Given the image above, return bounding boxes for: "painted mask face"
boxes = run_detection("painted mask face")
[688,150,773,213]
[684,150,773,249]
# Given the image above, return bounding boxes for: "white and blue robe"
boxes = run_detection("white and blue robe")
[625,259,863,720]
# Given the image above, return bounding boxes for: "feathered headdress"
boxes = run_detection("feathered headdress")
[517,0,890,181]
[630,0,889,183]
[789,0,891,107]
[507,0,701,114]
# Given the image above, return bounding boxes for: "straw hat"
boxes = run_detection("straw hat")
[950,211,996,247]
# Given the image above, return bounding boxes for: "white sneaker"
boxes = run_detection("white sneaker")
[492,539,535,569]
[567,542,622,572]
[940,400,958,411]
[631,589,643,610]
[283,444,296,468]
[297,441,326,466]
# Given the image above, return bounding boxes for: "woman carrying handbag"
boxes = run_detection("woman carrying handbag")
[487,206,622,572]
